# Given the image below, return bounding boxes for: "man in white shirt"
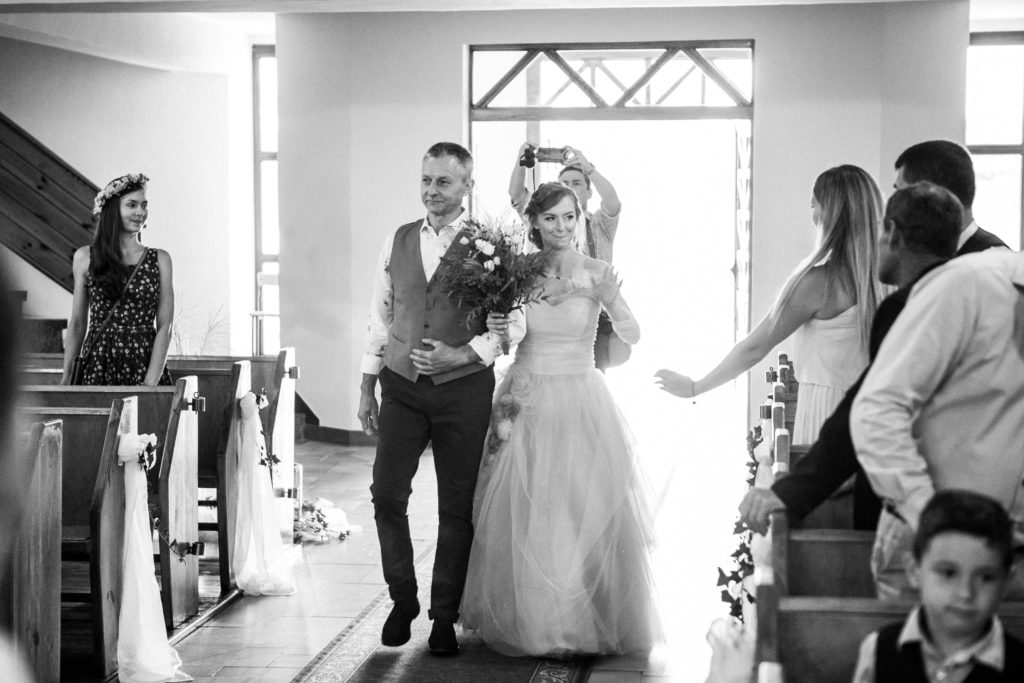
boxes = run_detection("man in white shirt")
[851,247,1024,600]
[357,142,501,656]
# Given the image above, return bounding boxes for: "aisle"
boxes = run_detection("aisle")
[173,418,748,681]
[604,365,750,676]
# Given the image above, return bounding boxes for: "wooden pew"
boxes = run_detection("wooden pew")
[21,380,201,632]
[165,350,297,592]
[0,420,62,683]
[18,399,126,677]
[774,598,1024,682]
[217,361,250,594]
[20,349,300,595]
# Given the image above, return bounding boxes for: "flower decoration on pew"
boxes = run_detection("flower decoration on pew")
[252,389,280,470]
[436,216,550,342]
[138,438,158,471]
[716,425,762,620]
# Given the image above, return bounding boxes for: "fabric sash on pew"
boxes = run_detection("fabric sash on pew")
[231,392,297,596]
[116,433,192,683]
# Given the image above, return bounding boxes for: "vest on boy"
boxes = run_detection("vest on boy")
[384,220,487,384]
[874,617,1024,683]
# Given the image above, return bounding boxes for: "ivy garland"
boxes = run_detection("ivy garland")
[716,425,763,620]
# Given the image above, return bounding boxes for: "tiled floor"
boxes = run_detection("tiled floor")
[173,439,680,682]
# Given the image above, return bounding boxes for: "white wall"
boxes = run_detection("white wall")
[278,1,968,429]
[0,13,258,355]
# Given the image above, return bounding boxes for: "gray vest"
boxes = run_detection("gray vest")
[383,220,488,385]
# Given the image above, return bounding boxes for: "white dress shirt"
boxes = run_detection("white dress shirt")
[360,215,501,375]
[851,249,1024,532]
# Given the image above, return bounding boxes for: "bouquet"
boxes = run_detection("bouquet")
[437,216,549,334]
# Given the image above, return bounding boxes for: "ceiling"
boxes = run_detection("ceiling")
[0,0,1020,30]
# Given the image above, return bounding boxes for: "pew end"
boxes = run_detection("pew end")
[1,420,62,683]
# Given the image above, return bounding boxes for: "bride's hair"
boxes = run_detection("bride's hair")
[771,164,886,350]
[524,182,580,248]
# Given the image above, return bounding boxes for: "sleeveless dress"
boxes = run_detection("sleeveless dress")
[789,306,867,444]
[460,264,662,658]
[81,247,171,386]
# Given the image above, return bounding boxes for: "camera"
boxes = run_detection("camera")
[518,145,568,168]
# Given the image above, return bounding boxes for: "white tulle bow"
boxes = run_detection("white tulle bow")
[117,433,158,470]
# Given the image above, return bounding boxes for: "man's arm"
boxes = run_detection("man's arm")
[771,373,866,518]
[851,266,976,530]
[565,147,620,217]
[509,142,534,216]
[356,234,395,438]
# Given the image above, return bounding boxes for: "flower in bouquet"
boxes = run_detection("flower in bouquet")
[437,216,549,328]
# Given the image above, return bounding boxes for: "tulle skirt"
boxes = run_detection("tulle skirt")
[460,364,663,658]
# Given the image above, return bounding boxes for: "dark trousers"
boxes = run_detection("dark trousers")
[370,366,494,622]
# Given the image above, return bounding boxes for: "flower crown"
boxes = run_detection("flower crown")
[92,173,149,216]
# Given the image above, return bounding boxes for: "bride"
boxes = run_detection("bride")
[460,182,662,658]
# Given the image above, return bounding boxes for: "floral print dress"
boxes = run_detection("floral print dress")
[81,247,171,386]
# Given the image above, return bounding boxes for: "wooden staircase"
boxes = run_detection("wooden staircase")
[0,110,97,293]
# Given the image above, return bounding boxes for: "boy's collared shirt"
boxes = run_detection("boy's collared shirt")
[852,607,1006,683]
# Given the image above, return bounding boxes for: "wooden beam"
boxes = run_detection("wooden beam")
[682,47,751,107]
[474,49,539,109]
[543,49,607,107]
[614,48,679,107]
[473,105,751,122]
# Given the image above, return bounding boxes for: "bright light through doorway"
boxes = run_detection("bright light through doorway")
[472,119,753,676]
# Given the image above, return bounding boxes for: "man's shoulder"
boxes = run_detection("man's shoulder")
[959,226,1009,254]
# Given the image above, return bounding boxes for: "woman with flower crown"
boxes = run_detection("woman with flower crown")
[61,173,174,386]
[460,182,662,658]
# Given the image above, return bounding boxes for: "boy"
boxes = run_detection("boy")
[852,489,1024,681]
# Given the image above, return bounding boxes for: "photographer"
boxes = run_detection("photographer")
[509,142,622,264]
[509,142,626,370]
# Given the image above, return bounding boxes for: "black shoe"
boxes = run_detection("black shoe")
[381,600,420,646]
[428,618,459,657]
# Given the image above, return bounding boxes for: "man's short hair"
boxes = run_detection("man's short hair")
[913,489,1014,571]
[424,142,473,179]
[559,165,591,190]
[894,140,975,209]
[884,181,962,260]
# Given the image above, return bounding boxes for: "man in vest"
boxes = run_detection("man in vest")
[358,142,501,657]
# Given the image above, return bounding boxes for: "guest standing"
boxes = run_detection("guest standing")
[461,183,661,657]
[61,173,173,386]
[656,164,886,444]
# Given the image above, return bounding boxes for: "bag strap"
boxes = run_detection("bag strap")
[80,247,150,357]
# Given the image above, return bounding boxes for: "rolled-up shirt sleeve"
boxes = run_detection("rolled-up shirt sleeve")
[361,233,395,376]
[850,267,976,530]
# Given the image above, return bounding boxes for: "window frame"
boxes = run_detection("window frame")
[967,31,1024,250]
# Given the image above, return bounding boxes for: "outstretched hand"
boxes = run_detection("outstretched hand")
[411,339,476,376]
[654,369,698,398]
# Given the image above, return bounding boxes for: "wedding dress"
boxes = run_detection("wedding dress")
[461,262,662,658]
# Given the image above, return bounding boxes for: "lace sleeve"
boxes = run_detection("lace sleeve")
[596,265,640,345]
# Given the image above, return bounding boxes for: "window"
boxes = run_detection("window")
[253,45,279,354]
[468,42,754,492]
[967,33,1024,251]
[469,42,754,344]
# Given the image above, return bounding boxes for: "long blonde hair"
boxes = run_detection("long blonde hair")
[773,165,885,349]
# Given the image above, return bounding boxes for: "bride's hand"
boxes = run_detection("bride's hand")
[654,369,698,398]
[486,312,510,340]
